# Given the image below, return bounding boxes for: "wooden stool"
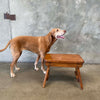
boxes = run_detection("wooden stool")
[43,54,84,89]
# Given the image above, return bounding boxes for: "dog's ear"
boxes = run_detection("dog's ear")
[49,29,55,37]
[48,29,57,45]
[48,34,52,44]
[48,31,53,43]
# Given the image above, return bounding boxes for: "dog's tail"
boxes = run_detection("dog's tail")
[0,40,11,52]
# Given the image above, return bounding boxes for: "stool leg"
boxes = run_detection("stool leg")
[75,68,79,82]
[46,69,50,81]
[77,67,83,90]
[43,66,50,88]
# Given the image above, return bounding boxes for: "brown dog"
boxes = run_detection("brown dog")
[0,28,66,77]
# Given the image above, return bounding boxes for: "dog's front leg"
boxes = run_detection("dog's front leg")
[34,55,40,71]
[40,53,46,74]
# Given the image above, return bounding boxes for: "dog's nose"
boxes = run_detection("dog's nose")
[64,30,66,33]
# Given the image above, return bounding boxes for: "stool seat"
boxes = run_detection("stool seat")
[45,54,84,64]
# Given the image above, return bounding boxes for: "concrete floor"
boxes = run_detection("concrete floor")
[0,63,100,100]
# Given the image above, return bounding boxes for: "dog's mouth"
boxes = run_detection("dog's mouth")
[57,34,65,39]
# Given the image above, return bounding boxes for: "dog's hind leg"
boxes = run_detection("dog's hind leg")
[10,49,22,78]
[15,53,22,71]
[34,55,40,71]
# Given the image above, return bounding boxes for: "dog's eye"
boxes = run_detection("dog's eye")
[56,29,59,32]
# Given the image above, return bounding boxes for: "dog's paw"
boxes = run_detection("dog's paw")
[43,70,46,74]
[10,73,16,78]
[15,67,20,71]
[34,67,39,71]
[41,68,46,74]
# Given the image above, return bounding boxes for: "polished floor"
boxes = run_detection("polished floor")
[0,63,100,100]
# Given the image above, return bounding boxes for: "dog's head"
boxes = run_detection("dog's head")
[50,28,66,39]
